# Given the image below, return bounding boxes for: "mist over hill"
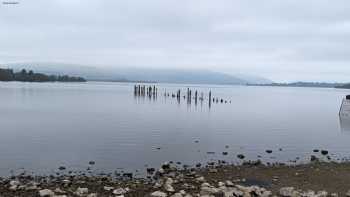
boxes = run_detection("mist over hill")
[2,63,273,85]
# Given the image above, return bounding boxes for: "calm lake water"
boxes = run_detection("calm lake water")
[0,81,350,176]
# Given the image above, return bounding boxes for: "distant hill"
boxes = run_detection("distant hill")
[335,83,350,89]
[248,82,345,88]
[2,62,273,85]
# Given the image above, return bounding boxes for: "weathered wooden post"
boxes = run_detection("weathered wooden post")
[209,94,212,108]
[187,88,189,99]
[209,91,211,102]
[176,89,181,104]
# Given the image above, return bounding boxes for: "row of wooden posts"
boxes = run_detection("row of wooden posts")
[134,85,231,104]
[134,85,158,97]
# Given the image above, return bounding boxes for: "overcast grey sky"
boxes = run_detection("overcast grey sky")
[1,0,350,82]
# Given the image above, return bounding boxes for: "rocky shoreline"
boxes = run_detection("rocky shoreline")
[2,161,350,197]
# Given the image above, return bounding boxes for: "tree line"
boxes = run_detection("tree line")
[0,68,86,82]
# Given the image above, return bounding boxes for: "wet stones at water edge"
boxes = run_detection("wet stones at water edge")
[122,173,133,179]
[243,160,262,166]
[207,162,216,167]
[147,173,334,197]
[147,168,156,174]
[266,150,273,154]
[58,166,66,171]
[162,163,171,170]
[311,155,319,162]
[3,161,350,196]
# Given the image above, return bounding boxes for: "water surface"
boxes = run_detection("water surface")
[0,81,349,176]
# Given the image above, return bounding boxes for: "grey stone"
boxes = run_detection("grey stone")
[39,189,55,197]
[75,187,89,196]
[150,191,168,197]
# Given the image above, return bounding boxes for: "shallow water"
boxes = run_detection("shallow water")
[0,81,350,176]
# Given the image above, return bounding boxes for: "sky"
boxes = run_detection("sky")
[1,0,350,82]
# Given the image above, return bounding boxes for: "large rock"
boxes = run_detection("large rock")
[164,178,175,192]
[9,180,20,186]
[219,187,244,197]
[39,189,55,197]
[165,178,174,185]
[195,176,205,182]
[170,193,183,197]
[75,187,89,196]
[346,190,350,197]
[9,180,20,191]
[150,191,168,197]
[54,188,66,194]
[25,185,38,191]
[113,188,127,195]
[218,182,225,187]
[164,183,175,192]
[9,185,18,191]
[225,180,234,187]
[279,187,299,197]
[316,191,328,197]
[104,186,114,191]
[201,183,211,187]
[200,186,220,195]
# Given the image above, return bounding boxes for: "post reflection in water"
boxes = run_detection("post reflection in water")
[340,115,350,133]
[339,96,350,132]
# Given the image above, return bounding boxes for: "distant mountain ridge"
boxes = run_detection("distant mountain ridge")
[248,82,345,88]
[1,62,273,85]
[335,83,350,89]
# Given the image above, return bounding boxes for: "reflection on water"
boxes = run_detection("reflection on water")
[339,98,350,132]
[339,115,350,132]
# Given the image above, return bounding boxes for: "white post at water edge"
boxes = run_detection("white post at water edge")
[339,96,350,117]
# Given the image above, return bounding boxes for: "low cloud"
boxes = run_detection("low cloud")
[1,0,350,82]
